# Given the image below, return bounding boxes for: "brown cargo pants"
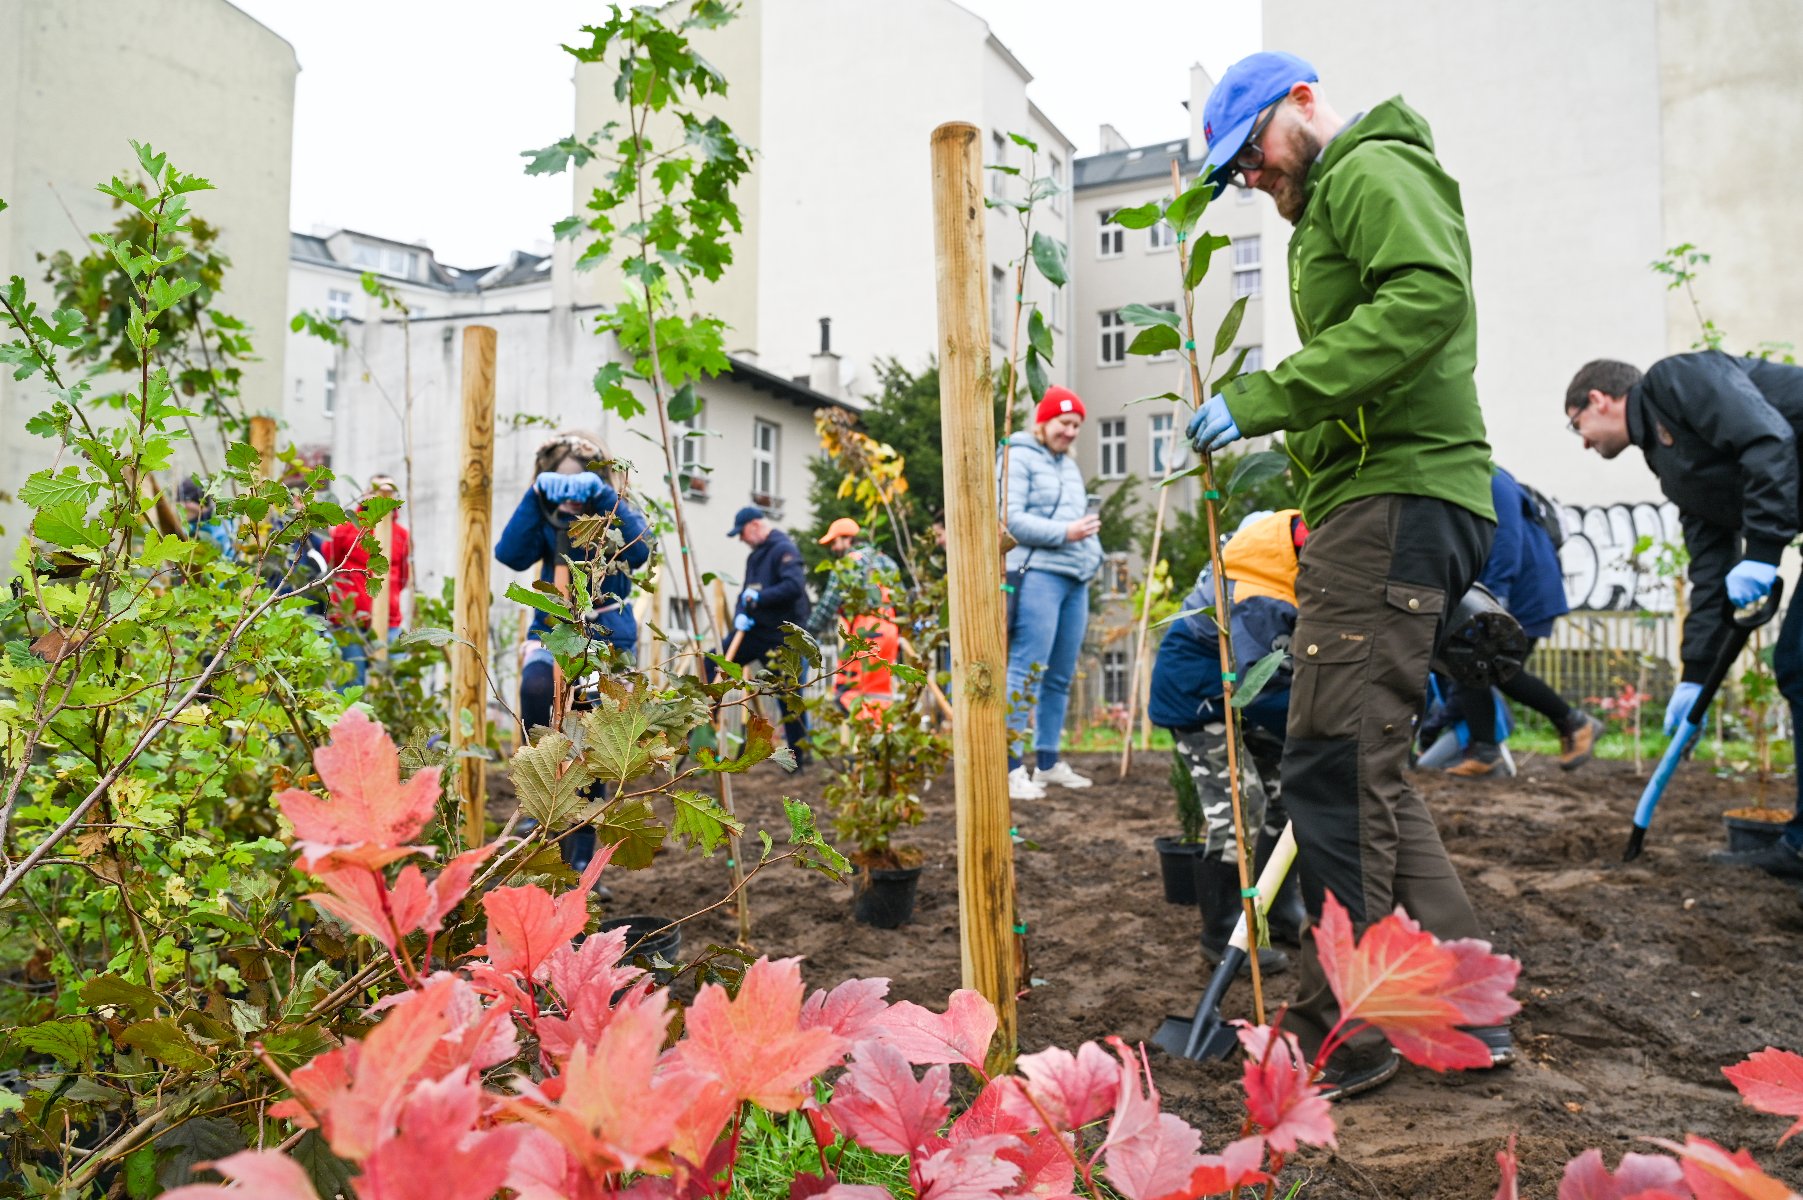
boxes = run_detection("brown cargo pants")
[1277,494,1494,1065]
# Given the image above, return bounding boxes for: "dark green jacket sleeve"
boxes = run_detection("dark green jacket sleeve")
[1228,142,1471,437]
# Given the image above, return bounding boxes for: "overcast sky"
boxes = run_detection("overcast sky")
[230,1,1262,266]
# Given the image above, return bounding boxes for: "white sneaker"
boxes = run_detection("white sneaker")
[1008,765,1047,800]
[1034,761,1093,789]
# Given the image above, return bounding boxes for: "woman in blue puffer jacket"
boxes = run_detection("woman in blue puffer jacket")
[999,386,1104,801]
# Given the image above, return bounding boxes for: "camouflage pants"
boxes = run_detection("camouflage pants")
[1172,719,1287,863]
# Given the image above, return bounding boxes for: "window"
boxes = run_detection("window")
[350,243,381,269]
[1148,220,1176,252]
[990,131,1009,201]
[991,266,1007,345]
[1150,411,1178,476]
[1098,310,1126,366]
[1103,552,1131,597]
[1146,301,1178,360]
[381,247,417,280]
[326,289,353,320]
[1097,209,1124,258]
[323,367,337,417]
[668,597,702,634]
[1237,345,1264,373]
[672,410,705,496]
[1103,648,1130,706]
[1098,417,1127,479]
[751,418,780,503]
[1049,154,1064,214]
[1232,235,1262,299]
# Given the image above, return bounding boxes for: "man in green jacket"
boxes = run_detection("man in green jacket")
[1188,52,1504,1098]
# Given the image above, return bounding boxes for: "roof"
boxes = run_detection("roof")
[289,229,549,294]
[1074,138,1200,190]
[725,354,853,412]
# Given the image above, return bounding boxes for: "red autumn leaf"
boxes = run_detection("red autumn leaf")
[277,709,441,863]
[1558,1148,1690,1199]
[503,1128,576,1200]
[1171,1136,1267,1199]
[1723,1048,1803,1146]
[1235,1024,1335,1153]
[946,1081,1077,1200]
[829,1040,949,1156]
[813,1188,894,1200]
[1314,892,1507,1070]
[881,989,997,1070]
[916,1134,1024,1200]
[675,956,846,1111]
[1441,935,1524,1027]
[356,1073,522,1200]
[801,976,892,1042]
[998,1041,1119,1133]
[159,1151,323,1200]
[537,924,648,1060]
[1097,1038,1205,1200]
[1647,1136,1796,1200]
[307,845,493,957]
[475,851,608,981]
[1496,1133,1520,1200]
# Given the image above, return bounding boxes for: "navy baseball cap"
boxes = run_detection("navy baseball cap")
[728,505,764,537]
[1201,51,1319,196]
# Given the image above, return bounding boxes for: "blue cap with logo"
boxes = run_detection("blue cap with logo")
[728,505,765,537]
[1200,51,1318,196]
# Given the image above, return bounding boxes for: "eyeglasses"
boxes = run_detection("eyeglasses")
[1226,102,1283,188]
[1565,398,1590,434]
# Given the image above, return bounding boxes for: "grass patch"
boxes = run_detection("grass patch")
[730,1102,910,1199]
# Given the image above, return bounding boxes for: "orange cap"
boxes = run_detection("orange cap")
[817,517,861,544]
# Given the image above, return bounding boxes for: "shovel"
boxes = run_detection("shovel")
[1623,580,1784,862]
[1154,823,1299,1060]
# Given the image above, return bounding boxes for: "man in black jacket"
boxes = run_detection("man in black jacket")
[1566,352,1803,879]
[726,505,811,757]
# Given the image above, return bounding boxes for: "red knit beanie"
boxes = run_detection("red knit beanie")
[1035,385,1086,426]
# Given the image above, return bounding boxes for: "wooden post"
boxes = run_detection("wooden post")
[931,121,1017,1073]
[1119,426,1183,776]
[454,326,496,849]
[370,511,396,664]
[248,415,277,482]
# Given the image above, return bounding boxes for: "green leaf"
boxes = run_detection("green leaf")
[1127,325,1182,357]
[225,441,260,470]
[17,467,97,510]
[552,215,586,241]
[1225,449,1290,497]
[1184,233,1233,291]
[1118,303,1182,329]
[1027,308,1053,361]
[1213,294,1250,359]
[1163,175,1214,234]
[155,1117,246,1190]
[227,999,266,1038]
[125,1146,159,1200]
[1029,232,1068,288]
[262,1025,336,1071]
[670,788,744,856]
[699,711,779,774]
[510,733,598,828]
[1007,130,1040,152]
[79,974,162,1018]
[15,1019,98,1069]
[1208,345,1253,395]
[122,1017,212,1072]
[506,581,571,620]
[783,797,849,879]
[666,382,699,422]
[290,1131,357,1199]
[1232,647,1289,709]
[34,501,106,549]
[578,690,677,784]
[1024,348,1048,404]
[591,798,666,870]
[1110,201,1165,230]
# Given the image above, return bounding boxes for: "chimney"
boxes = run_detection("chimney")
[1098,123,1131,154]
[809,317,841,399]
[1188,63,1215,163]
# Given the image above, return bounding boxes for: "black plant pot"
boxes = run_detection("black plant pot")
[1724,814,1788,855]
[853,865,924,928]
[599,914,682,984]
[1155,836,1208,906]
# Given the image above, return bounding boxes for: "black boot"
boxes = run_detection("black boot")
[1196,858,1289,975]
[1255,829,1307,947]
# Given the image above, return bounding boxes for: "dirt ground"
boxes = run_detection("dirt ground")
[567,750,1803,1197]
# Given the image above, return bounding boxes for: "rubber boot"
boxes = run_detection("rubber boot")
[1196,858,1289,975]
[1255,829,1307,947]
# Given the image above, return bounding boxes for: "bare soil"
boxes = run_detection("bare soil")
[551,752,1803,1196]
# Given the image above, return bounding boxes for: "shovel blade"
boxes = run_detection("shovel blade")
[1153,1013,1240,1060]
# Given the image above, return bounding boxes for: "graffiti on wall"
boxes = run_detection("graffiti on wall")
[1552,500,1683,613]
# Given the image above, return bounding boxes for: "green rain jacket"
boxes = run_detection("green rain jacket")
[1222,97,1494,527]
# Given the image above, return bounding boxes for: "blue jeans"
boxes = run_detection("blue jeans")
[1005,568,1090,764]
[1767,594,1803,850]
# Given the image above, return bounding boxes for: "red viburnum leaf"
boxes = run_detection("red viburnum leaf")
[502,1127,573,1200]
[676,956,846,1112]
[1314,893,1503,1070]
[356,1073,522,1200]
[1647,1137,1796,1200]
[1097,1038,1204,1200]
[277,709,441,863]
[998,1041,1119,1133]
[1723,1048,1803,1146]
[815,1188,894,1200]
[537,924,648,1061]
[881,989,997,1070]
[1495,1133,1520,1200]
[1173,1135,1268,1199]
[307,845,493,957]
[159,1150,324,1200]
[1441,935,1524,1027]
[916,1134,1024,1200]
[1235,1024,1334,1153]
[947,1082,1077,1200]
[475,851,608,981]
[801,977,892,1041]
[1558,1147,1690,1199]
[830,1040,949,1156]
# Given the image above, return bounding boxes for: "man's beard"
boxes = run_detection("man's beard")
[1269,124,1323,225]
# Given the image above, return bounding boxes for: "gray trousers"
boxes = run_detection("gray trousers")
[1172,720,1287,863]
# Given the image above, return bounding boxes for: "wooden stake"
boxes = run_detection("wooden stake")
[454,326,497,849]
[1118,401,1185,777]
[248,415,277,482]
[931,121,1018,1073]
[370,510,396,665]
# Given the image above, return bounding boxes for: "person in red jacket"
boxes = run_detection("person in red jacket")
[327,474,410,687]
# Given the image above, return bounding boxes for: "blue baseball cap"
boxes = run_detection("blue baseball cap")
[728,505,765,537]
[1200,51,1319,196]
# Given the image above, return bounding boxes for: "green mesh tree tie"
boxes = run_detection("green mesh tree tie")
[1221,671,1237,683]
[1184,340,1196,350]
[1013,923,1028,934]
[1001,583,1015,594]
[1177,230,1187,242]
[1241,887,1260,898]
[1205,489,1221,500]
[1009,826,1019,838]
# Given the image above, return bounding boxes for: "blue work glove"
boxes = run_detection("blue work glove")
[741,586,762,610]
[1185,394,1242,454]
[1725,559,1779,607]
[1663,681,1705,738]
[733,612,755,633]
[536,471,603,504]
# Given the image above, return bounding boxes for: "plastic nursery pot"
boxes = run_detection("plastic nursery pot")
[1723,807,1792,854]
[598,915,682,985]
[1154,836,1209,906]
[852,865,925,929]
